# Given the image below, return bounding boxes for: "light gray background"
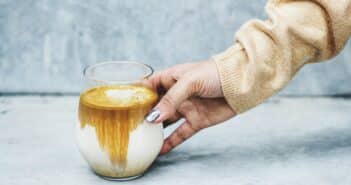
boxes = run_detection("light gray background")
[0,0,350,95]
[1,2,351,184]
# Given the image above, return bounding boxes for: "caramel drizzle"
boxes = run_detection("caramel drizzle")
[78,86,157,166]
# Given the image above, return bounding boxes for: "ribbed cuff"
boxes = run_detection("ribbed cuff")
[212,44,251,114]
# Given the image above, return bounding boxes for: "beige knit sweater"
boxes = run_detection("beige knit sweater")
[213,0,351,114]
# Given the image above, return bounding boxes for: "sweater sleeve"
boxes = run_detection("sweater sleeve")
[213,0,351,114]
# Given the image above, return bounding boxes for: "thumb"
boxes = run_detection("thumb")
[146,78,194,123]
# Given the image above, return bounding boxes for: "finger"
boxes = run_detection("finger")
[147,78,194,123]
[147,70,177,91]
[159,121,198,155]
[163,111,182,128]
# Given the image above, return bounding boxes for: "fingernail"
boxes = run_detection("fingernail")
[146,109,161,123]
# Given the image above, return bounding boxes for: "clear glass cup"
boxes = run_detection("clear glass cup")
[76,61,163,181]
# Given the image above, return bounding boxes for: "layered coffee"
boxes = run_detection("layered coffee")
[77,85,163,178]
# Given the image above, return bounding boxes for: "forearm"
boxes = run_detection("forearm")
[213,0,351,114]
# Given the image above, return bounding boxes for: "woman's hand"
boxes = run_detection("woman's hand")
[144,61,236,155]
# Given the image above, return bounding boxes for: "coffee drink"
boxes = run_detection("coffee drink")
[77,84,163,179]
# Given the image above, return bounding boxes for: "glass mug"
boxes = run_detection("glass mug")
[76,61,163,180]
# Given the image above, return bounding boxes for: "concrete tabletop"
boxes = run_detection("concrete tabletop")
[1,96,351,185]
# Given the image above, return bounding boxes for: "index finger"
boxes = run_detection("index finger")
[144,70,177,92]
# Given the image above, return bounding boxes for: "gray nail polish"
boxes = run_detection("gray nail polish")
[146,109,161,123]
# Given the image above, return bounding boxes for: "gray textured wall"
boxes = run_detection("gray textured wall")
[0,0,350,95]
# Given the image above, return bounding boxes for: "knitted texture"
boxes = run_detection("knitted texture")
[213,0,351,114]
